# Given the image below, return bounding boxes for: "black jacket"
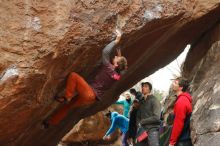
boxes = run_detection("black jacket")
[128,107,138,139]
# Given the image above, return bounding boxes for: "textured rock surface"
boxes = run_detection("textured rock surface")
[61,105,122,145]
[62,112,109,143]
[183,24,220,146]
[0,0,220,145]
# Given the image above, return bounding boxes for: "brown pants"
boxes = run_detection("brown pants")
[48,72,96,125]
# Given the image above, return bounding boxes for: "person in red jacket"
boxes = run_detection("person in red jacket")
[169,77,193,146]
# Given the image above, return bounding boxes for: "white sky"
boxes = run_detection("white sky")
[146,44,191,94]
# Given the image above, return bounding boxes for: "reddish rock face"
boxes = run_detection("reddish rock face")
[61,112,111,143]
[59,103,123,145]
[0,0,220,145]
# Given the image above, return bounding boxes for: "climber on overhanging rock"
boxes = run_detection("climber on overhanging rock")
[42,29,128,129]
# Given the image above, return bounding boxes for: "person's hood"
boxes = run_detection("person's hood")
[111,112,119,119]
[178,92,192,103]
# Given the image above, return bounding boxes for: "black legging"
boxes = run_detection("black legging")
[176,140,193,146]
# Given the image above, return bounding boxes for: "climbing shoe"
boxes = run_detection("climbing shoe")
[54,95,68,103]
[41,120,50,129]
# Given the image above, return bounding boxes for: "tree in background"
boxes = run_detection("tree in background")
[153,89,164,102]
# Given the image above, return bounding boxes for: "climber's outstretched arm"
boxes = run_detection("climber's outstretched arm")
[102,29,122,64]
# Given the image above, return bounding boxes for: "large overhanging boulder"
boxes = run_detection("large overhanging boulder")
[0,0,220,145]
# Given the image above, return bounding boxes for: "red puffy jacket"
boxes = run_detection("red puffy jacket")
[170,92,192,145]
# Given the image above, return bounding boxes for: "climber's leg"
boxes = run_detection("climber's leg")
[55,72,95,103]
[48,90,96,125]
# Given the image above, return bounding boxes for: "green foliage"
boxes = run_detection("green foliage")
[153,89,164,101]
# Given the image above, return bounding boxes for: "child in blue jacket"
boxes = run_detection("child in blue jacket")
[103,111,129,146]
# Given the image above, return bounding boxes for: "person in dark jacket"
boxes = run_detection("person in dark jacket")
[127,99,140,145]
[130,88,142,101]
[169,77,192,146]
[136,82,161,146]
[42,29,128,128]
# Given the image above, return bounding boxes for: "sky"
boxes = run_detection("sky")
[144,44,191,95]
